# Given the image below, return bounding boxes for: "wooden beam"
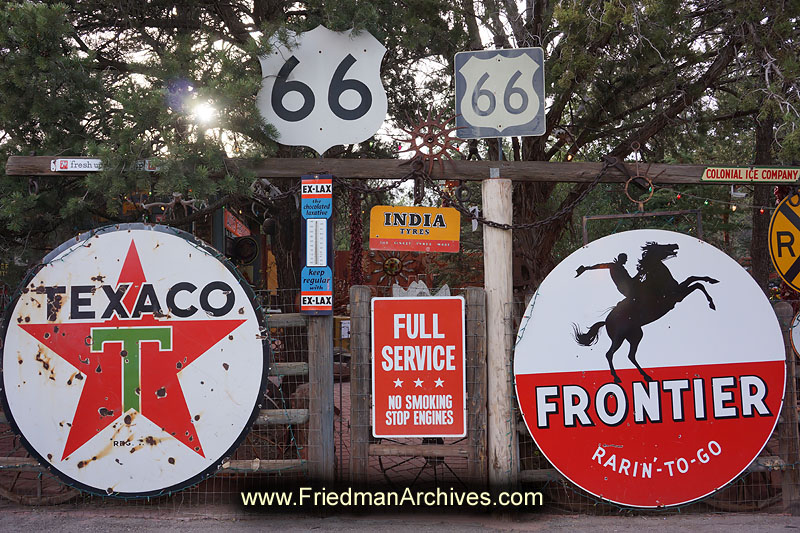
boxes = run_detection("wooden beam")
[220,458,306,473]
[307,315,334,483]
[369,444,471,458]
[349,286,371,486]
[465,287,488,486]
[6,155,716,184]
[268,313,308,328]
[270,362,309,376]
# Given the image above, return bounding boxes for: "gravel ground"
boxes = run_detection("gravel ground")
[1,504,800,532]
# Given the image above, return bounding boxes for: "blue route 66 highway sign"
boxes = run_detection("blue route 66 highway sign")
[454,48,546,139]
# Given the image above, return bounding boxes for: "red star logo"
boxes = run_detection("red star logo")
[19,241,245,460]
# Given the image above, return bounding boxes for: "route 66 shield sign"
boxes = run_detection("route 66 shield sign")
[257,26,388,155]
[0,225,268,497]
[455,48,545,139]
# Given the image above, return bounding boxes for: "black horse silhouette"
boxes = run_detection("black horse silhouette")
[572,242,719,383]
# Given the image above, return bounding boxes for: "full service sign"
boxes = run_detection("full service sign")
[300,175,333,315]
[702,166,799,182]
[369,206,460,253]
[372,297,466,438]
[514,229,785,508]
[0,225,268,497]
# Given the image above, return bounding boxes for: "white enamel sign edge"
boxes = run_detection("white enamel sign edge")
[0,224,269,497]
[370,296,467,438]
[256,25,388,155]
[513,229,785,508]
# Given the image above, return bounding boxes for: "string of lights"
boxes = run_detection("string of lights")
[654,185,778,214]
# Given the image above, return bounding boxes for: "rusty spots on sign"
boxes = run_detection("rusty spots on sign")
[124,414,132,425]
[120,350,127,358]
[47,453,53,461]
[168,457,175,465]
[223,363,229,371]
[115,458,122,465]
[95,363,102,373]
[194,414,200,421]
[43,332,50,339]
[84,336,92,346]
[156,387,167,398]
[98,407,114,417]
[91,275,105,282]
[79,355,90,365]
[228,335,233,340]
[144,436,158,446]
[238,307,245,315]
[135,387,141,396]
[18,355,23,365]
[53,326,59,333]
[77,461,86,469]
[24,316,30,323]
[176,361,182,369]
[35,349,50,370]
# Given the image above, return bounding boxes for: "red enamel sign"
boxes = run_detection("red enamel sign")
[372,297,466,438]
[514,230,785,508]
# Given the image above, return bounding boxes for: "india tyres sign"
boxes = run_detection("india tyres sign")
[0,225,269,497]
[514,230,785,508]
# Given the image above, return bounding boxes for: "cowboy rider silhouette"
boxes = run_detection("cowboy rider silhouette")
[575,253,641,298]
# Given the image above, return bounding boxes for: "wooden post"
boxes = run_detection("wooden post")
[307,315,334,483]
[465,287,488,486]
[482,169,516,489]
[349,285,371,486]
[775,301,800,514]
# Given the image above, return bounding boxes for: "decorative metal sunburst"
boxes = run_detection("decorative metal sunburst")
[395,111,463,177]
[368,251,418,286]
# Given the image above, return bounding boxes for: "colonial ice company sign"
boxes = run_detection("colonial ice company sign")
[0,225,268,497]
[514,229,785,508]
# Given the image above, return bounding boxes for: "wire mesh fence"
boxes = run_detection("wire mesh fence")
[1,278,799,515]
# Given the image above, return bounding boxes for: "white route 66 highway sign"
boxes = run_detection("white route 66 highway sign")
[455,48,546,139]
[257,26,388,155]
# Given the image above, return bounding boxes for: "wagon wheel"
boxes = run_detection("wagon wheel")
[0,411,80,505]
[376,436,469,489]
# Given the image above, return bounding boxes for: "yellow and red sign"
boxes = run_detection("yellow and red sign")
[369,206,460,253]
[770,193,800,292]
[371,297,466,438]
[224,210,250,237]
[702,166,799,182]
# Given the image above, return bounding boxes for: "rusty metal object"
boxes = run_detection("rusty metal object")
[396,111,463,179]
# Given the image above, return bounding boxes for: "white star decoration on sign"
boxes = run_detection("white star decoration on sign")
[414,378,424,388]
[434,378,444,387]
[393,378,403,388]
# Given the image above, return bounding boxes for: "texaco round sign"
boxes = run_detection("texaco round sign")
[514,229,785,508]
[0,225,268,497]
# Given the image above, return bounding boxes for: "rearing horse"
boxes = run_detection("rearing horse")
[572,242,719,383]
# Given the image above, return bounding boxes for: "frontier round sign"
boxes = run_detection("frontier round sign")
[0,225,268,497]
[514,230,785,508]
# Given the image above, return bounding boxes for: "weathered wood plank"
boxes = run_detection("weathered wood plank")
[255,409,309,426]
[465,287,488,486]
[267,313,308,328]
[6,155,720,184]
[307,315,334,483]
[349,286,371,486]
[0,408,308,426]
[369,444,471,458]
[269,362,308,376]
[220,459,306,473]
[518,468,564,482]
[775,301,800,515]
